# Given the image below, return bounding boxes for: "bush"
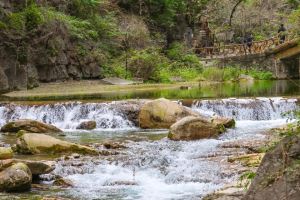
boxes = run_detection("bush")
[69,0,101,19]
[166,42,186,60]
[43,8,98,40]
[128,48,169,82]
[24,4,43,31]
[167,42,203,71]
[247,70,273,80]
[202,67,225,81]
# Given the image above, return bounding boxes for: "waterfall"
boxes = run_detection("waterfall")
[0,102,135,130]
[192,97,298,120]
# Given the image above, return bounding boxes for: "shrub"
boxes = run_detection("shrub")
[202,67,225,81]
[247,70,273,80]
[166,42,186,60]
[128,48,169,82]
[43,8,98,40]
[24,4,43,31]
[69,0,101,19]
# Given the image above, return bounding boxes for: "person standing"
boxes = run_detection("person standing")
[244,33,253,54]
[278,24,287,44]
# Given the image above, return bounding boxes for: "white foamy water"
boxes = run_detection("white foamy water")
[0,102,135,130]
[192,97,297,120]
[0,98,297,199]
[64,119,288,200]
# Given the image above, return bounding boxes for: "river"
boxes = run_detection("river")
[0,95,298,199]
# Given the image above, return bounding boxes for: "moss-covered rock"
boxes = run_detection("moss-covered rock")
[228,153,265,167]
[139,98,199,129]
[212,116,236,128]
[0,147,13,160]
[16,133,98,155]
[0,162,32,192]
[168,116,225,141]
[1,119,62,133]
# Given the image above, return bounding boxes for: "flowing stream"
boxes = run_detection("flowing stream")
[0,97,298,200]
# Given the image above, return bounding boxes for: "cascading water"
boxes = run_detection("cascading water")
[0,98,298,200]
[192,97,298,120]
[0,102,135,130]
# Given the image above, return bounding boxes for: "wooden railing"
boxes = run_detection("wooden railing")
[195,34,295,58]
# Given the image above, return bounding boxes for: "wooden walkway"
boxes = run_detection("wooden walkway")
[195,34,296,59]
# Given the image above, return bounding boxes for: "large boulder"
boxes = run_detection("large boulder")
[0,159,55,176]
[168,116,225,141]
[0,147,13,160]
[139,98,198,129]
[0,162,32,192]
[0,119,62,133]
[13,159,55,176]
[16,133,98,155]
[76,121,96,130]
[243,135,300,200]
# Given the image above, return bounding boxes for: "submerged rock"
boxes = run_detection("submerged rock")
[243,135,300,200]
[16,133,98,155]
[103,141,126,149]
[168,116,225,141]
[139,98,199,129]
[0,162,32,192]
[53,178,74,188]
[76,121,96,130]
[0,119,62,133]
[0,147,13,160]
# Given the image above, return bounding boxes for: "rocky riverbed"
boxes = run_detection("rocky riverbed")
[0,97,298,199]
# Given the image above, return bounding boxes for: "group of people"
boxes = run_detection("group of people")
[244,24,287,53]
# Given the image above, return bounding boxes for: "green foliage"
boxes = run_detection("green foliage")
[201,67,273,82]
[289,6,300,34]
[167,42,203,70]
[247,70,273,80]
[239,171,256,189]
[43,8,98,40]
[7,12,25,31]
[4,3,44,32]
[0,21,6,30]
[202,67,225,82]
[288,0,300,8]
[166,42,186,60]
[69,0,101,19]
[24,4,43,31]
[128,48,169,82]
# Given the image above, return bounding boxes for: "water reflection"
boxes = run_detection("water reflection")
[104,80,300,100]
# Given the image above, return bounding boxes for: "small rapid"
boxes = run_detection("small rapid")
[0,97,298,199]
[0,102,135,130]
[192,97,297,120]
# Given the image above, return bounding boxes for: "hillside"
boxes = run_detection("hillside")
[0,0,299,93]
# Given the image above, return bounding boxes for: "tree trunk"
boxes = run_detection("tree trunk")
[229,0,244,27]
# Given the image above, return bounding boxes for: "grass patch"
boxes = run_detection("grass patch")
[201,67,274,82]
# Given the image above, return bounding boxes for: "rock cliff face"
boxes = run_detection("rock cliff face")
[0,0,103,93]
